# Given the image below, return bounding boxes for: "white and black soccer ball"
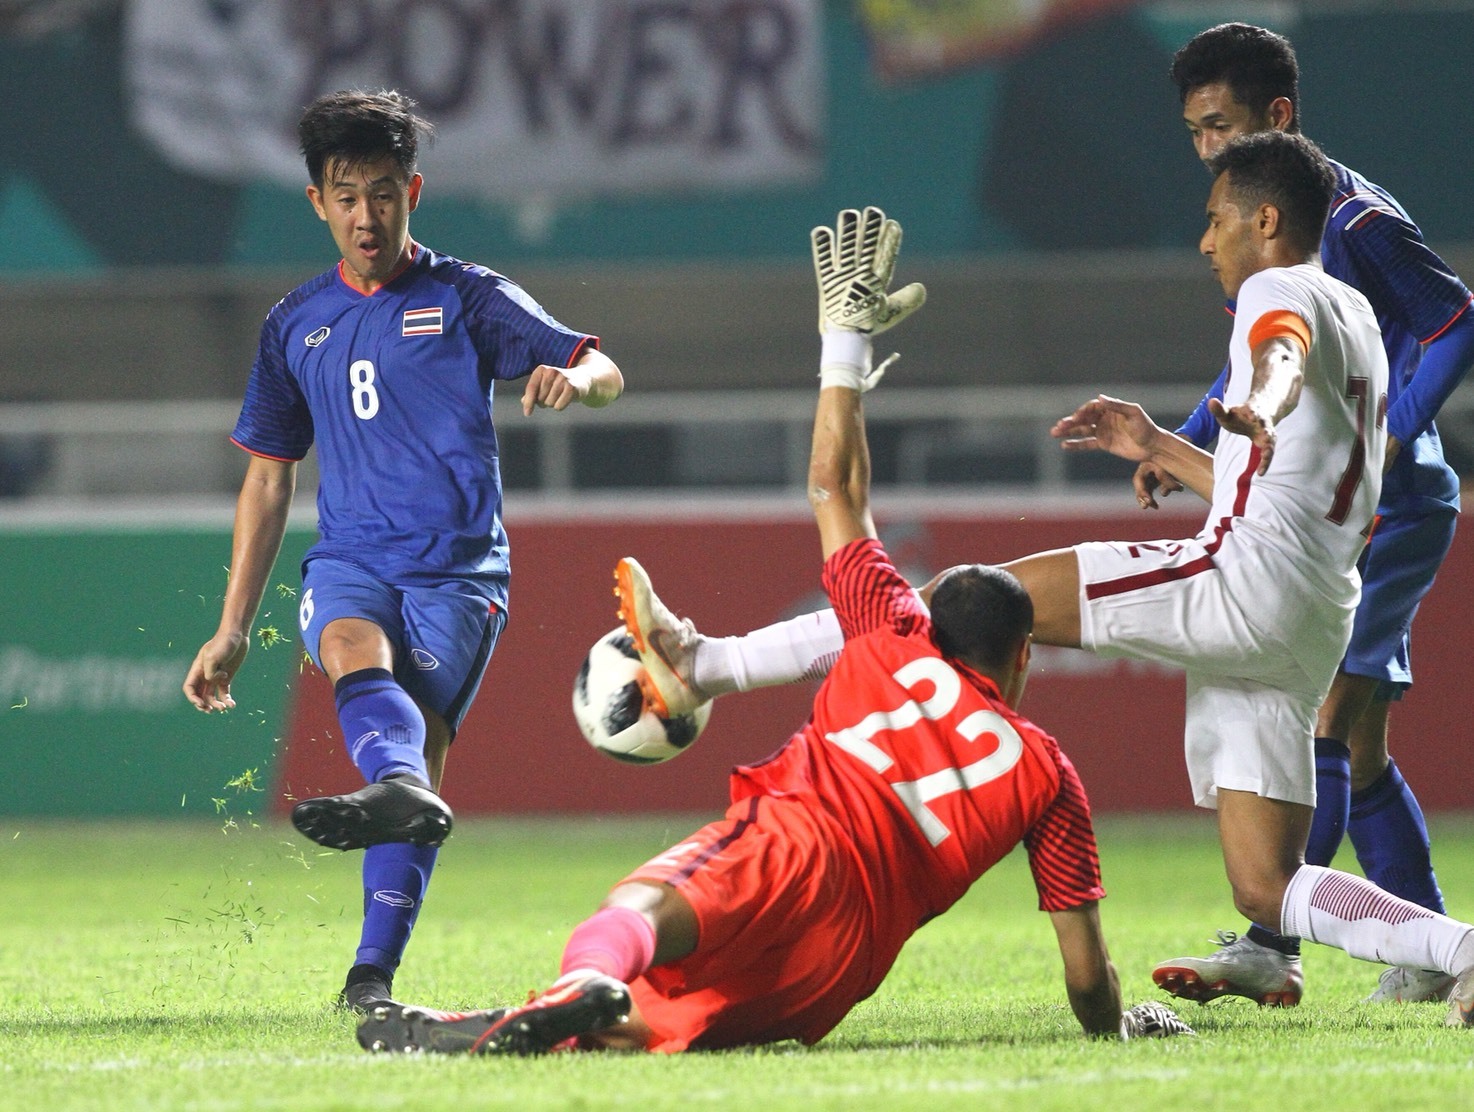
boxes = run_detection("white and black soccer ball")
[572,627,711,765]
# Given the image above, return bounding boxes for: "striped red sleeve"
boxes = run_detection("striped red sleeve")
[820,538,928,641]
[1022,740,1107,911]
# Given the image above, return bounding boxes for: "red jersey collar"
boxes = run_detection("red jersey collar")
[337,240,422,297]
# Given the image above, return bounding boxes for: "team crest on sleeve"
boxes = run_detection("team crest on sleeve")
[402,307,444,336]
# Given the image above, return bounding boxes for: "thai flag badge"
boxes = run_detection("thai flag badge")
[402,306,444,336]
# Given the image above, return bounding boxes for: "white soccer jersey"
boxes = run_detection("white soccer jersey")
[1077,263,1389,806]
[1207,264,1389,608]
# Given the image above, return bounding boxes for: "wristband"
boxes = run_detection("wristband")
[819,329,873,391]
[819,364,869,391]
[820,328,872,369]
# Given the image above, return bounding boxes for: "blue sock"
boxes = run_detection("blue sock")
[334,668,428,784]
[1348,758,1445,913]
[356,842,439,974]
[1305,737,1351,866]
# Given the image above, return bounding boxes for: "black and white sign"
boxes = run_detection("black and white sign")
[125,0,823,201]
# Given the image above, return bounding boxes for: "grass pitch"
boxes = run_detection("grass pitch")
[2,812,1472,1111]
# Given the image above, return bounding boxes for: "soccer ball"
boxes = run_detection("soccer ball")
[572,627,711,764]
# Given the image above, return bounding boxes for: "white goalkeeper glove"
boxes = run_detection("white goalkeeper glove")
[812,206,926,392]
[1119,1001,1195,1040]
[812,206,927,336]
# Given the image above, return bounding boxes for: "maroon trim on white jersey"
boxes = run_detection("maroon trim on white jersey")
[1083,444,1260,601]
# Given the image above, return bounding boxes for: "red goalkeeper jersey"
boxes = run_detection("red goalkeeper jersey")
[731,539,1105,947]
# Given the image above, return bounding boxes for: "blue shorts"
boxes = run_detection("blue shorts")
[298,556,506,736]
[1344,505,1457,696]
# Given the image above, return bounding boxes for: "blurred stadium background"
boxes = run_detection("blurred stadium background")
[2,0,1471,822]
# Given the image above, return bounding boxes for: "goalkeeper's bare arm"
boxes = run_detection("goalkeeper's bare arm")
[807,207,925,559]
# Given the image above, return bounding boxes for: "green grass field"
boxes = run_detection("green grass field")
[2,812,1472,1111]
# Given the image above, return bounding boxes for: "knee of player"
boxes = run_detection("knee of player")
[603,881,698,964]
[1229,878,1289,929]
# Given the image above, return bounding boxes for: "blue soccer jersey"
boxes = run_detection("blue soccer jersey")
[232,244,596,606]
[1179,159,1472,515]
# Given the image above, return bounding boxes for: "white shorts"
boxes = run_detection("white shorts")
[1183,675,1316,809]
[1075,537,1352,809]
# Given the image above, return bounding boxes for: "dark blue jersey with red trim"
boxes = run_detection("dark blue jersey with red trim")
[232,245,595,603]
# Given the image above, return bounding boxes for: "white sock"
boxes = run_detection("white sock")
[693,609,844,695]
[1280,864,1474,974]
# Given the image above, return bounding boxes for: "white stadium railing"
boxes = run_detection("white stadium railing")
[2,386,1473,506]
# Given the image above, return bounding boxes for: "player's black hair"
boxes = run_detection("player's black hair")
[1207,130,1335,257]
[298,89,433,188]
[929,564,1033,676]
[1170,22,1301,132]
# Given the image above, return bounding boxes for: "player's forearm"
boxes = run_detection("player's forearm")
[1049,903,1124,1037]
[1070,970,1125,1038]
[1145,430,1215,501]
[1388,310,1474,446]
[1245,338,1305,427]
[812,390,870,500]
[218,461,296,635]
[808,386,874,556]
[1176,362,1229,446]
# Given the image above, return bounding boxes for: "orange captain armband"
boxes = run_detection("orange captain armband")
[1248,309,1311,355]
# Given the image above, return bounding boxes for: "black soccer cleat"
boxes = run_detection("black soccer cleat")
[337,963,399,1015]
[357,975,632,1057]
[291,778,452,851]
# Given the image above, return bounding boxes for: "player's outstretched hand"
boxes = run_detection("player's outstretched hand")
[184,631,248,713]
[1209,396,1277,474]
[812,207,923,393]
[1120,1001,1195,1039]
[1133,460,1185,510]
[521,364,583,415]
[1052,395,1162,463]
[811,206,926,337]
